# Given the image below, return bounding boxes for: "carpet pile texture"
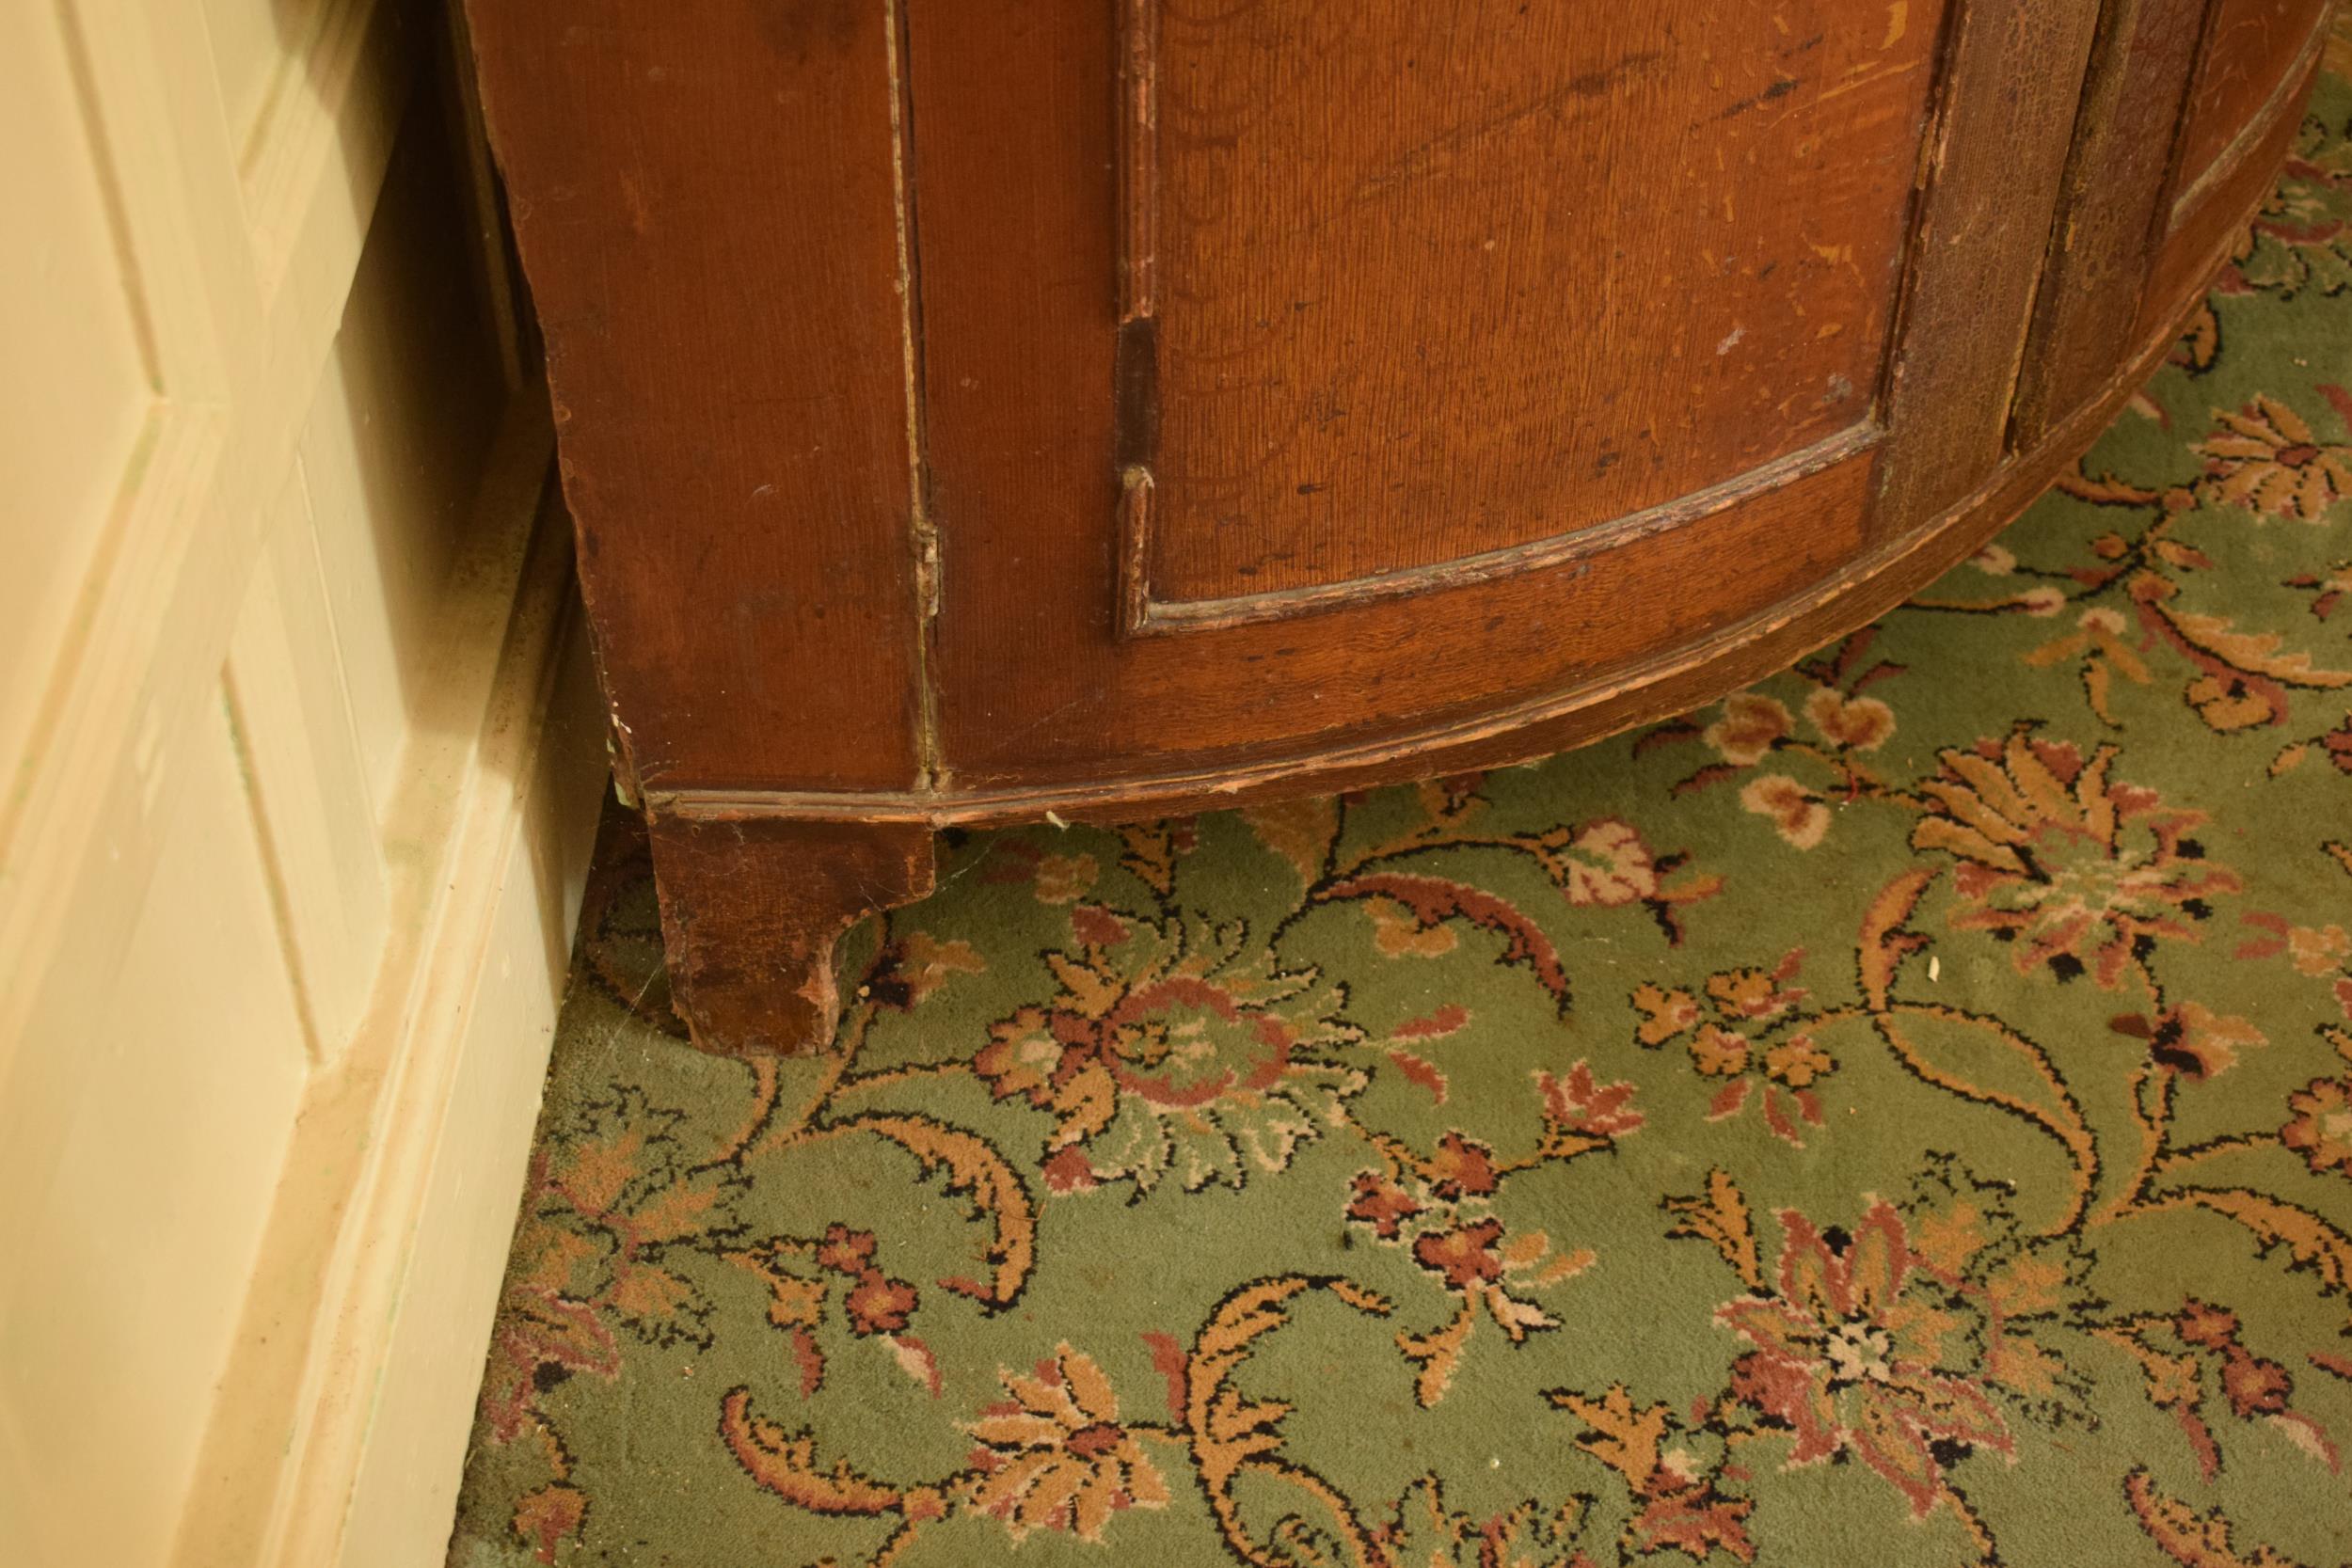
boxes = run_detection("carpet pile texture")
[450,45,2352,1568]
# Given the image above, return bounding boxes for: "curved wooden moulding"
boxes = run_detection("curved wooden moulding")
[464,0,2333,1054]
[663,214,2251,832]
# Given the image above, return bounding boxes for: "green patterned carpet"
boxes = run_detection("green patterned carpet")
[450,53,2352,1568]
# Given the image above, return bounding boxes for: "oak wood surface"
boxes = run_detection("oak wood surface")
[1130,0,1935,606]
[2137,4,2329,339]
[660,204,2255,833]
[1867,0,2106,531]
[2176,0,2330,186]
[2010,0,2212,450]
[910,0,1913,787]
[467,0,926,795]
[465,0,2330,1053]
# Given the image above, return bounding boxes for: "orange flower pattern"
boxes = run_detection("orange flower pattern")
[962,1344,1171,1541]
[1713,1198,2017,1519]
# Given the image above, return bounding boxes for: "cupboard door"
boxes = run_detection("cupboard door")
[910,0,2097,789]
[1121,1,1929,613]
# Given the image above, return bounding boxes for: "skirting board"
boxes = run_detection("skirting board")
[170,451,610,1568]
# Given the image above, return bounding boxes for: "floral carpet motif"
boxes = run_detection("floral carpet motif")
[451,47,2352,1568]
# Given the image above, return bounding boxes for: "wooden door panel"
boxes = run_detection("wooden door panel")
[1134,0,1940,612]
[911,0,1983,786]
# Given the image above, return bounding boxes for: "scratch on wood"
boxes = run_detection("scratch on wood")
[1357,51,1667,199]
[1717,74,1804,119]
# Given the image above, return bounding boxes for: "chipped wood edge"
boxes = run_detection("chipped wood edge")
[645,812,937,1057]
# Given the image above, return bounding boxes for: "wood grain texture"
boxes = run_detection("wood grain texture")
[2010,0,2213,450]
[1871,0,2105,531]
[1125,422,1882,634]
[1132,0,1936,606]
[1115,0,1158,326]
[465,0,925,793]
[907,0,1931,786]
[646,812,935,1056]
[2137,1,2330,336]
[655,204,2244,834]
[2173,0,2330,196]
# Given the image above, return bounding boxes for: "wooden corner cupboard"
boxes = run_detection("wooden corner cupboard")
[464,0,2329,1055]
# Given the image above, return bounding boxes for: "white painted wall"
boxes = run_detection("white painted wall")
[0,1,605,1562]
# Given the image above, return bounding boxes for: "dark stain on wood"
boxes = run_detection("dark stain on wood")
[1717,75,1805,119]
[750,0,863,63]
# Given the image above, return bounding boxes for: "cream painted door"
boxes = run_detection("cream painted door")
[0,1,593,1565]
